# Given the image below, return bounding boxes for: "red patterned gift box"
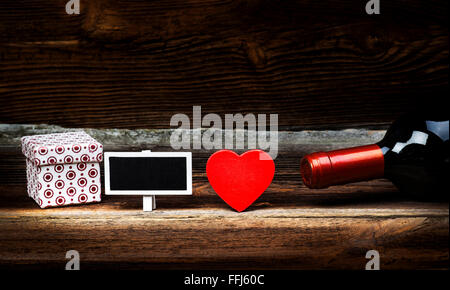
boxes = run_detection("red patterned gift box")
[21,131,103,208]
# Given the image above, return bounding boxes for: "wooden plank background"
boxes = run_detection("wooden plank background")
[0,0,448,129]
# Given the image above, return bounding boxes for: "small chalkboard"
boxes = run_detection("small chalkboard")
[104,151,192,211]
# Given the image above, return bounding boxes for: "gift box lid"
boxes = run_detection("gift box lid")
[21,131,103,166]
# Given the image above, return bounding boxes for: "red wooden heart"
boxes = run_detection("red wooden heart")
[206,150,275,212]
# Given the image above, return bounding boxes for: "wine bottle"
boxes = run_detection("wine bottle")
[300,112,449,197]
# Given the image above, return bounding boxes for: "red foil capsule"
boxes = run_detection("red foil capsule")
[300,144,385,189]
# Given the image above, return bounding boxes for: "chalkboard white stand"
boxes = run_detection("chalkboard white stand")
[140,150,157,212]
[104,149,192,213]
[143,195,156,212]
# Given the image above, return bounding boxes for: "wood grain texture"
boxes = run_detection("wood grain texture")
[0,185,448,270]
[1,0,448,129]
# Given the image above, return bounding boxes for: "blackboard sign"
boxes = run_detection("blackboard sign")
[104,151,192,211]
[109,157,187,191]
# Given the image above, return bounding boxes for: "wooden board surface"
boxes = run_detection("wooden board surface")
[1,0,448,129]
[0,185,448,270]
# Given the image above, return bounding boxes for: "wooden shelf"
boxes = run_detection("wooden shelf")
[0,183,448,270]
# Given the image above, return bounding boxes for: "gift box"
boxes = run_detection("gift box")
[21,131,103,208]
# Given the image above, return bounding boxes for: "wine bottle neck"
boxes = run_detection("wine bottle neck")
[300,144,385,189]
